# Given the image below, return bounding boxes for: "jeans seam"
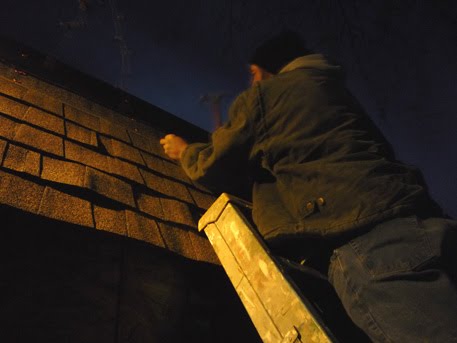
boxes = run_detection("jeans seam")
[335,251,394,343]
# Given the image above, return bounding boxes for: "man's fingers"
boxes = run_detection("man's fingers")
[160,134,176,145]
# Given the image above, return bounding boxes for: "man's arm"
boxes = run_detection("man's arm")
[160,91,258,190]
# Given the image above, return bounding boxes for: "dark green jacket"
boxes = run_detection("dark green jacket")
[181,54,430,241]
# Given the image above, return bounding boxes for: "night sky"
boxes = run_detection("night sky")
[1,0,456,218]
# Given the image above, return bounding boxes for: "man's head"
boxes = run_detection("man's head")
[249,64,273,85]
[249,30,310,85]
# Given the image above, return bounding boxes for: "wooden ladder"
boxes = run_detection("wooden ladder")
[198,193,338,343]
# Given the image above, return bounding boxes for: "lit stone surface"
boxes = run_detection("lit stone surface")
[0,138,7,162]
[93,205,127,235]
[0,77,27,98]
[186,229,219,264]
[14,123,64,156]
[100,135,144,165]
[65,140,110,172]
[41,156,86,187]
[0,58,216,264]
[65,105,100,131]
[38,186,94,227]
[109,158,144,184]
[23,107,65,134]
[136,192,164,219]
[128,130,164,157]
[158,222,198,258]
[140,151,167,174]
[22,89,63,116]
[0,114,18,140]
[140,168,193,203]
[99,118,131,143]
[125,210,166,247]
[66,121,98,146]
[0,170,45,214]
[0,94,28,120]
[84,167,135,207]
[3,144,41,176]
[188,187,216,210]
[162,159,192,184]
[159,198,196,227]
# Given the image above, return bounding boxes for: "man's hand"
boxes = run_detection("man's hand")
[159,134,188,161]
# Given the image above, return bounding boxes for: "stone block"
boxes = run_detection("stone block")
[100,135,144,165]
[0,77,27,98]
[140,169,193,203]
[0,114,18,140]
[125,210,166,247]
[187,229,219,264]
[157,223,197,259]
[66,122,97,146]
[41,156,86,187]
[65,141,110,173]
[84,167,135,207]
[136,192,164,219]
[141,152,167,174]
[14,123,64,156]
[65,105,100,131]
[93,205,127,235]
[23,107,65,135]
[38,186,94,227]
[99,118,131,143]
[0,138,6,162]
[0,65,37,89]
[0,170,45,214]
[162,159,192,184]
[191,179,212,193]
[128,130,164,156]
[2,144,41,176]
[0,94,28,120]
[22,89,63,116]
[188,188,216,210]
[108,158,144,184]
[159,198,196,227]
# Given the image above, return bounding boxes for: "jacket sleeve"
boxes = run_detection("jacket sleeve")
[180,90,258,192]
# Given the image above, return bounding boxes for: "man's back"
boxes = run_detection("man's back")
[244,54,431,241]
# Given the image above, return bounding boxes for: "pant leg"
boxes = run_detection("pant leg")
[328,216,457,343]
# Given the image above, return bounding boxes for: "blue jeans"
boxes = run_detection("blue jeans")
[328,216,457,342]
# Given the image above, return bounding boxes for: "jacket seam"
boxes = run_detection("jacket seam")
[255,83,271,163]
[262,203,417,239]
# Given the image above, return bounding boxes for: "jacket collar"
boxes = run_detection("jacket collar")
[279,54,341,74]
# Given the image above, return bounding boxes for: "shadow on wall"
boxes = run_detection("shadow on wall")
[0,204,261,343]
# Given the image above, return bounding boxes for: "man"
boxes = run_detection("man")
[160,31,457,342]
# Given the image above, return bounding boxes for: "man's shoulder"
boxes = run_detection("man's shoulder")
[230,86,260,114]
[235,86,258,102]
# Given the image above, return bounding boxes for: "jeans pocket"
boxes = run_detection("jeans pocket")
[349,216,437,278]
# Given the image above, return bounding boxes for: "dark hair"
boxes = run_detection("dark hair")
[249,30,310,74]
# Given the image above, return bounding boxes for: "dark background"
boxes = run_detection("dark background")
[1,0,456,218]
